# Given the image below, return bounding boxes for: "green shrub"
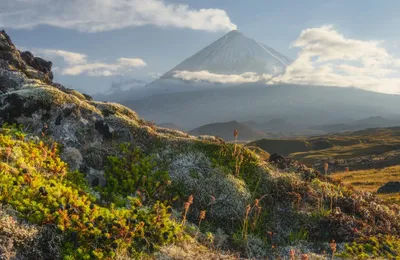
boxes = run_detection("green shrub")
[338,235,400,259]
[101,143,172,205]
[0,126,182,259]
[287,228,309,245]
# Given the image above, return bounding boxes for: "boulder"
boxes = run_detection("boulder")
[269,153,285,163]
[377,181,400,194]
[20,51,53,80]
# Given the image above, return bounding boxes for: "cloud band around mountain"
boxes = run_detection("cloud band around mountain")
[173,70,273,84]
[0,0,237,33]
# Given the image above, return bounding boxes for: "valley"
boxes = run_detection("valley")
[247,127,400,207]
[248,127,400,171]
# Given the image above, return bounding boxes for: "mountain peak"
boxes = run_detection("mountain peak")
[226,29,242,36]
[161,29,292,79]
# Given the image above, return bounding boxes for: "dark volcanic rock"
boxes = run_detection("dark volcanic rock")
[0,30,52,83]
[0,30,14,51]
[0,30,26,70]
[20,51,54,80]
[377,181,400,194]
[269,153,285,163]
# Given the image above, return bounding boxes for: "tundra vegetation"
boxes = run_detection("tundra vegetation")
[1,124,400,259]
[0,30,400,259]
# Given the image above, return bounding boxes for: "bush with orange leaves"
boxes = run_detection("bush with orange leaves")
[0,125,183,259]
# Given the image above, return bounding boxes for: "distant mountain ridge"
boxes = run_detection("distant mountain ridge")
[310,116,400,133]
[126,84,400,130]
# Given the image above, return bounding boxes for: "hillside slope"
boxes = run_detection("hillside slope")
[1,30,400,259]
[189,120,267,141]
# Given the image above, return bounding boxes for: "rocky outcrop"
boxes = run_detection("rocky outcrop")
[0,30,53,85]
[0,30,228,201]
[377,181,400,194]
[20,51,53,80]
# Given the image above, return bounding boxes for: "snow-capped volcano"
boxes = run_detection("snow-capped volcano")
[121,30,292,101]
[119,30,400,131]
[162,30,292,79]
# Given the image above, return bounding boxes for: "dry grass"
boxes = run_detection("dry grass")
[291,143,400,164]
[245,146,270,161]
[156,240,239,260]
[249,127,400,165]
[331,165,400,204]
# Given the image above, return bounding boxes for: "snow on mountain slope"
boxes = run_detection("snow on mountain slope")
[120,30,292,101]
[162,30,292,79]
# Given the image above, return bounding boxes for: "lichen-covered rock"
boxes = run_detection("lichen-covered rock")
[167,151,251,222]
[0,206,64,260]
[60,147,83,171]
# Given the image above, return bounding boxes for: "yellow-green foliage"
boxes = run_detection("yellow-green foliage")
[338,235,400,259]
[0,125,182,259]
[244,146,270,161]
[331,166,400,204]
[102,143,171,206]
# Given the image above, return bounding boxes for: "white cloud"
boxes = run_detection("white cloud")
[29,48,146,77]
[62,63,117,76]
[173,70,272,84]
[269,25,400,94]
[0,0,236,33]
[62,59,147,76]
[117,58,147,67]
[32,49,87,65]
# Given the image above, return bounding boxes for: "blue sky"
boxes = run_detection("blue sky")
[2,0,400,94]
